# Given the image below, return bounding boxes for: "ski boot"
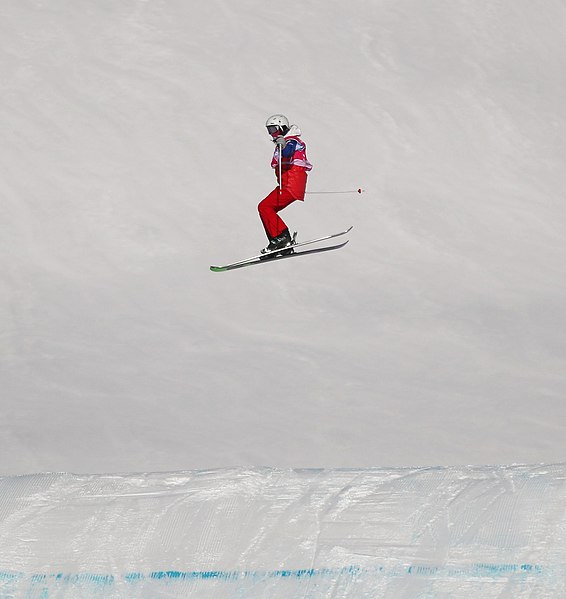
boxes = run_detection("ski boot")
[260,229,296,260]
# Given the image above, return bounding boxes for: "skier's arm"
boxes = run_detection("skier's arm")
[280,139,298,170]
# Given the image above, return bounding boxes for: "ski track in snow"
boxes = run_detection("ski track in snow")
[1,466,566,598]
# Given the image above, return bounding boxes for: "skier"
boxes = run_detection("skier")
[258,114,313,257]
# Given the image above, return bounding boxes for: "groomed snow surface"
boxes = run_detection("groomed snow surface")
[2,0,566,596]
[2,466,566,598]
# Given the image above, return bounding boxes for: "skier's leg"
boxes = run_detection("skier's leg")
[258,188,297,239]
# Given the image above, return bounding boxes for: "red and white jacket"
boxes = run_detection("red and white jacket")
[271,125,313,172]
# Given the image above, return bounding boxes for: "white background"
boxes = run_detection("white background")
[1,0,566,475]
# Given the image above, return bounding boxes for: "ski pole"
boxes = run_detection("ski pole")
[278,143,282,191]
[305,188,364,195]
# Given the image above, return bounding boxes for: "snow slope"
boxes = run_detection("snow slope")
[3,2,566,596]
[2,0,566,473]
[2,465,566,598]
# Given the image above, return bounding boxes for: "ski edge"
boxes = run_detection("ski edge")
[210,226,353,271]
[210,240,349,272]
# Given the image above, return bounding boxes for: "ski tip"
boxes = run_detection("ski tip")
[210,266,226,272]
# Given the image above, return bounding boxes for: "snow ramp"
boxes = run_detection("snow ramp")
[1,465,565,598]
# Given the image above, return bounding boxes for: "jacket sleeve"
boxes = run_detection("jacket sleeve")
[280,139,298,170]
[281,139,298,159]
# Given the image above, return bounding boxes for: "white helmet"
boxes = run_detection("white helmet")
[266,114,289,129]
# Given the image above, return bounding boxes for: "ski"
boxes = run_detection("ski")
[210,240,349,272]
[210,226,353,273]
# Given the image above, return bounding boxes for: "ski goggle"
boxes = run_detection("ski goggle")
[266,125,280,135]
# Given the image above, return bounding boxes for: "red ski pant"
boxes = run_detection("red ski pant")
[258,167,307,239]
